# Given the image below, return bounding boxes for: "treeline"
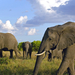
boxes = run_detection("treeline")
[18,41,41,51]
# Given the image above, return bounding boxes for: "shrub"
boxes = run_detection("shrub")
[31,40,41,51]
[18,41,41,51]
[0,57,10,64]
[18,42,24,51]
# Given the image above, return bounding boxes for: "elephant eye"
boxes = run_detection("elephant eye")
[49,38,51,40]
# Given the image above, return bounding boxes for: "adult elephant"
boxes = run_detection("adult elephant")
[33,22,75,75]
[22,41,32,59]
[48,49,63,61]
[0,33,20,58]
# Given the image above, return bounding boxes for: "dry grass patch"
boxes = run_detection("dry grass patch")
[0,51,70,75]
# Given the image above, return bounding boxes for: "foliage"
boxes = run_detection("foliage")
[18,42,24,51]
[31,40,41,51]
[0,57,10,64]
[0,51,70,75]
[18,41,41,51]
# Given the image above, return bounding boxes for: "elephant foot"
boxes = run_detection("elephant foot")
[0,51,3,57]
[0,55,3,57]
[10,56,13,59]
[0,54,3,57]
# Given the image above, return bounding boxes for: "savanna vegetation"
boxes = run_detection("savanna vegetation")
[0,41,73,75]
[0,51,71,75]
[18,41,41,51]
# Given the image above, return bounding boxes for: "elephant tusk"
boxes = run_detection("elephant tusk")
[43,51,48,59]
[35,51,46,56]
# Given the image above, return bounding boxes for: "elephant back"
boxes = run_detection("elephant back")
[0,33,18,50]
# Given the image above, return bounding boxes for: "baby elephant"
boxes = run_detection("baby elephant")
[48,49,63,61]
[22,41,32,59]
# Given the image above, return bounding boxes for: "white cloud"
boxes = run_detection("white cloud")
[24,27,29,30]
[38,0,69,13]
[0,20,2,24]
[16,16,27,27]
[28,28,36,35]
[39,0,69,8]
[0,20,17,34]
[26,0,75,26]
[7,30,16,34]
[2,20,14,30]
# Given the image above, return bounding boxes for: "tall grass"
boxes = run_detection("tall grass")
[0,51,70,75]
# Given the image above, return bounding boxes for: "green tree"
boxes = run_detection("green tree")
[18,42,23,51]
[32,41,41,51]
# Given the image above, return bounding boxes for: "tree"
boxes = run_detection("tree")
[32,41,41,51]
[18,41,41,51]
[18,42,23,51]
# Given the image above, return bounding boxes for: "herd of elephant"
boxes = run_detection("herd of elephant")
[0,33,32,59]
[0,21,75,75]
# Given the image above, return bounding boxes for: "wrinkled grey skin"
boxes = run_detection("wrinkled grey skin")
[33,22,75,75]
[0,33,20,58]
[22,41,32,59]
[48,49,63,61]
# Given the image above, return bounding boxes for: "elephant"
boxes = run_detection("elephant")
[33,22,75,75]
[22,41,32,59]
[48,49,63,61]
[0,33,20,58]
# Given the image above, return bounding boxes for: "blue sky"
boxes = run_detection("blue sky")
[0,0,75,43]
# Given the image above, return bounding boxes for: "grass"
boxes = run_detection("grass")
[0,51,72,75]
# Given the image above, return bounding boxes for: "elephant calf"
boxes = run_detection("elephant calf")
[48,49,63,61]
[22,41,32,59]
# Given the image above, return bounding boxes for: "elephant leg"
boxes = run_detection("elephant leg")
[10,50,13,58]
[23,50,25,58]
[26,52,28,59]
[67,59,74,75]
[29,52,31,59]
[0,50,3,57]
[56,59,69,75]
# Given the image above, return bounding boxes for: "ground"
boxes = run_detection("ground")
[0,51,72,75]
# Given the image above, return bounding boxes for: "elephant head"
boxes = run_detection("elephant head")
[33,22,75,75]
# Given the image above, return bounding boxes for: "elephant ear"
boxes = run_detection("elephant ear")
[57,26,75,50]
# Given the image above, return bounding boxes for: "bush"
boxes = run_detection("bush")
[18,41,41,51]
[31,40,41,51]
[18,42,24,51]
[0,57,10,64]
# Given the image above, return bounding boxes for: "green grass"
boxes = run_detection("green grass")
[0,51,71,75]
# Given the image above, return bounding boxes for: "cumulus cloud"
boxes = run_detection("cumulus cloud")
[0,20,17,34]
[25,0,75,26]
[38,0,69,13]
[24,27,29,30]
[2,20,14,30]
[15,16,27,27]
[28,28,36,35]
[0,20,2,24]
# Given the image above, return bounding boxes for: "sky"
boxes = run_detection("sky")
[0,0,75,43]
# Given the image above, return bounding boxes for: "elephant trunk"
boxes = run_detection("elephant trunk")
[33,55,43,75]
[25,51,27,59]
[33,41,46,75]
[25,48,28,59]
[33,38,49,75]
